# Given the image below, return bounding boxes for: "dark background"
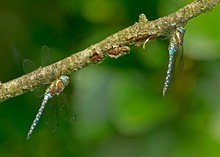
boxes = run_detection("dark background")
[1,0,220,157]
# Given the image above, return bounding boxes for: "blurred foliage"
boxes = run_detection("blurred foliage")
[0,0,220,157]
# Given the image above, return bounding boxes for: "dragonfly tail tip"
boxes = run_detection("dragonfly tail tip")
[26,132,31,140]
[162,88,167,97]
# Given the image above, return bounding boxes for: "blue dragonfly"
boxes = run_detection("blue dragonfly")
[23,46,75,140]
[163,26,185,96]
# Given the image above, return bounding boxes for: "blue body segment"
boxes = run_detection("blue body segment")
[163,26,185,96]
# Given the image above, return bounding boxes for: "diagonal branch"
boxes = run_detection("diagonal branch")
[0,0,219,103]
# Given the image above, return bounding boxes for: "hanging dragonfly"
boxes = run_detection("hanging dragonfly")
[163,26,185,96]
[23,46,75,140]
[26,75,70,140]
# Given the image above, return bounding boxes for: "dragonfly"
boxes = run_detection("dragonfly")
[23,46,75,140]
[163,26,185,96]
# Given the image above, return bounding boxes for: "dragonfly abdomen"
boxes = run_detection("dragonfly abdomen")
[163,46,177,96]
[26,93,52,140]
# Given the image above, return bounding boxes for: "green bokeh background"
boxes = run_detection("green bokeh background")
[1,0,220,157]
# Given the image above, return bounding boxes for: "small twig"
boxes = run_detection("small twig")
[0,0,219,103]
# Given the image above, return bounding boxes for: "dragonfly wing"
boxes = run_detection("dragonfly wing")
[23,59,36,74]
[177,45,184,74]
[23,59,46,97]
[41,45,52,67]
[44,98,59,132]
[58,93,76,123]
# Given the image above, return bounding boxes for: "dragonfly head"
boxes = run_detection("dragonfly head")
[60,76,70,87]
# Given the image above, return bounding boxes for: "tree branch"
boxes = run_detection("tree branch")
[0,0,219,103]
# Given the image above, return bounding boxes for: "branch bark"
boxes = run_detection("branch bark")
[0,0,219,103]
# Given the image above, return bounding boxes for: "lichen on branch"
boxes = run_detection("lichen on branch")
[0,0,219,103]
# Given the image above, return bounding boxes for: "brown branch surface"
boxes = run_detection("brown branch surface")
[0,0,219,103]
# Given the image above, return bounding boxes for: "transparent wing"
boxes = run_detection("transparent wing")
[23,59,36,74]
[58,93,76,123]
[44,98,59,132]
[177,46,184,74]
[43,93,75,132]
[23,59,46,97]
[41,45,52,67]
[23,45,52,73]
